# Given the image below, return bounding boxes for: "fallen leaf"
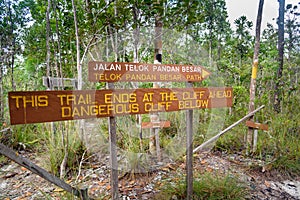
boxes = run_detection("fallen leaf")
[166,163,176,170]
[90,187,97,192]
[66,179,72,184]
[25,191,32,197]
[13,183,24,189]
[141,190,151,194]
[161,167,170,172]
[262,164,272,172]
[54,187,64,192]
[201,159,207,164]
[264,180,271,187]
[21,167,27,171]
[98,181,107,186]
[179,163,185,169]
[206,167,213,172]
[129,180,135,185]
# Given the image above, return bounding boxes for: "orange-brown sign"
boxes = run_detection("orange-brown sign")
[88,61,211,82]
[142,121,171,129]
[245,120,268,131]
[8,87,232,125]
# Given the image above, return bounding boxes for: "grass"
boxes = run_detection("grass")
[2,124,43,151]
[38,121,88,177]
[155,172,248,200]
[252,99,300,176]
[214,93,300,176]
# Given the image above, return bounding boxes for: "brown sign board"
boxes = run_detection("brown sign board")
[88,61,211,82]
[8,87,232,125]
[245,120,268,131]
[142,121,171,129]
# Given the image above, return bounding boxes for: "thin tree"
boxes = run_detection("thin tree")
[0,62,3,125]
[132,3,144,150]
[46,0,51,85]
[107,2,119,199]
[52,0,63,87]
[7,0,16,91]
[247,0,264,153]
[274,0,285,112]
[150,1,163,160]
[72,0,82,90]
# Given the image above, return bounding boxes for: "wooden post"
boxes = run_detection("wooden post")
[150,82,161,160]
[107,83,119,200]
[253,128,258,152]
[247,0,264,154]
[155,127,162,161]
[186,82,193,200]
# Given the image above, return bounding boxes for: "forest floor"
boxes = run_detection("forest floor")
[0,149,299,200]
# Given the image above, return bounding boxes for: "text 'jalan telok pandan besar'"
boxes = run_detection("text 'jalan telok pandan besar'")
[88,61,210,82]
[8,87,232,125]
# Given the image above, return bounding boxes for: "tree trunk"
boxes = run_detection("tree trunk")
[0,65,3,125]
[71,0,86,182]
[150,6,163,160]
[247,0,264,153]
[53,0,64,88]
[72,0,82,90]
[132,3,143,150]
[7,0,16,91]
[274,0,285,113]
[46,0,52,83]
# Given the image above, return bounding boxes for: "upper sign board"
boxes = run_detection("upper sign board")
[88,61,211,82]
[9,87,232,125]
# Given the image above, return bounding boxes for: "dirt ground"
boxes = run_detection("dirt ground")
[0,150,299,200]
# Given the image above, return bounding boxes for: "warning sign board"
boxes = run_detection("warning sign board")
[8,87,232,125]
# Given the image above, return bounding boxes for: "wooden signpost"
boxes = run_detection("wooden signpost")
[246,120,268,152]
[6,61,233,200]
[8,87,232,125]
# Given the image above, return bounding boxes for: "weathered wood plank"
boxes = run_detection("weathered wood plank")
[141,121,170,129]
[246,120,268,131]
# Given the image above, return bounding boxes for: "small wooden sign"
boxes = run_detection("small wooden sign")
[246,120,268,131]
[43,77,78,88]
[141,121,171,129]
[88,61,211,82]
[8,87,232,125]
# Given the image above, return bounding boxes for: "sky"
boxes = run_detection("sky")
[225,0,300,34]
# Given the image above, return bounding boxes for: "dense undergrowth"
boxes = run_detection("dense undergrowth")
[216,90,300,176]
